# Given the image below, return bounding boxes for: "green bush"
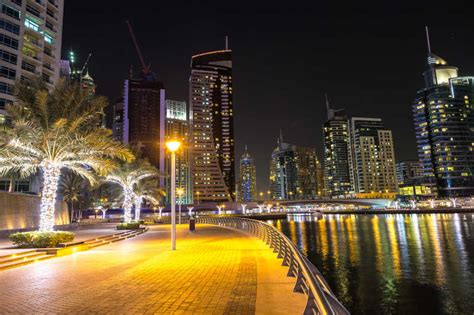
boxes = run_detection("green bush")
[9,231,75,248]
[116,222,141,230]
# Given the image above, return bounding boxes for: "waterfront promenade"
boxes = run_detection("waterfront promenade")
[0,224,306,314]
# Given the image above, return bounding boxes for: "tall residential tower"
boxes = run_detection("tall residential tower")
[323,98,352,197]
[165,99,192,204]
[348,117,398,194]
[0,0,64,193]
[412,28,474,197]
[239,146,257,202]
[189,49,235,202]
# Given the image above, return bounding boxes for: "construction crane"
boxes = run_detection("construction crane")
[80,52,92,77]
[126,20,151,76]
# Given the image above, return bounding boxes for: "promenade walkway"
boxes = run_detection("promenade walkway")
[0,224,306,314]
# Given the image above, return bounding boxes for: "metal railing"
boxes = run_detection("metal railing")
[197,216,350,315]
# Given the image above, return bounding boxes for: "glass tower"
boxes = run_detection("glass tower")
[239,146,257,202]
[323,104,352,197]
[413,51,474,197]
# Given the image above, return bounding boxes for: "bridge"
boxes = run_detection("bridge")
[151,198,392,215]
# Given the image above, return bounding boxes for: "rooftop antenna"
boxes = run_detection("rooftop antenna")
[244,144,248,152]
[425,26,432,54]
[225,35,229,50]
[279,129,284,144]
[325,93,330,111]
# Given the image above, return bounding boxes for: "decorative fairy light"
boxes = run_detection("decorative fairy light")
[134,194,142,221]
[39,162,61,232]
[123,187,133,223]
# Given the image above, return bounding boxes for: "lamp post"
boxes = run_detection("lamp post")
[166,140,181,251]
[196,191,200,204]
[177,188,184,224]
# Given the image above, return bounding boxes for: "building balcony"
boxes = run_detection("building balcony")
[22,48,42,61]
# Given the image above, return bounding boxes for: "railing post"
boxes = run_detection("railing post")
[293,267,306,294]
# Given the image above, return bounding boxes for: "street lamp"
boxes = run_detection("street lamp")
[177,188,184,224]
[267,190,271,200]
[196,191,200,204]
[166,139,181,251]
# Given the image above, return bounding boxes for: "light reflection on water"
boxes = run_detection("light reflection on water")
[270,213,474,315]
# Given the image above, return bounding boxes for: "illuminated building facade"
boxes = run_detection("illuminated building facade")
[396,160,423,185]
[270,139,298,200]
[122,73,165,187]
[0,0,63,193]
[294,146,322,199]
[323,104,352,197]
[413,43,474,196]
[80,70,95,98]
[165,99,192,204]
[190,49,235,202]
[239,146,257,202]
[348,117,398,194]
[112,98,124,142]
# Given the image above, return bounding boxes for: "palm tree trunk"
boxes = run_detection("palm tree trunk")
[39,164,61,232]
[134,197,141,221]
[123,187,133,223]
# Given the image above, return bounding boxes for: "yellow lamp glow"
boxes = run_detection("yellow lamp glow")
[166,140,182,152]
[177,188,184,196]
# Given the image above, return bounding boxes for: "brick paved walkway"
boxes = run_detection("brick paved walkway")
[0,224,305,314]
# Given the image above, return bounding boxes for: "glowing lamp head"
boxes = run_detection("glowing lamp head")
[166,140,181,152]
[177,188,184,196]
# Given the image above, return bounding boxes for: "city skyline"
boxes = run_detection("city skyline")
[61,1,474,190]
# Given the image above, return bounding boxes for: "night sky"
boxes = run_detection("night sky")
[63,1,474,191]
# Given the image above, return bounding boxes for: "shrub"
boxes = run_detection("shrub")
[9,231,75,248]
[116,222,141,230]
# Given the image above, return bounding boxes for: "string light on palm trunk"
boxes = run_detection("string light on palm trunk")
[39,163,61,232]
[123,187,133,223]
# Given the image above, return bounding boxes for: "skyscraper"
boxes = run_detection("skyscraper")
[270,138,298,200]
[165,99,192,204]
[0,0,63,193]
[348,117,398,194]
[395,160,423,186]
[239,146,257,202]
[323,98,352,197]
[412,29,474,197]
[294,146,322,200]
[189,48,235,202]
[122,72,165,186]
[0,0,64,122]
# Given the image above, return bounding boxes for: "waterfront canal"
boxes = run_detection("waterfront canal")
[270,213,474,315]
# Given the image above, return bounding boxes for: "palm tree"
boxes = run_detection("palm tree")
[0,80,133,231]
[133,178,165,221]
[105,159,159,223]
[58,172,84,222]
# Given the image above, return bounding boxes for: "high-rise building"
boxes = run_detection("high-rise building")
[165,99,192,204]
[0,0,64,123]
[323,99,352,197]
[294,146,322,199]
[122,73,165,187]
[80,70,95,98]
[270,138,298,200]
[396,160,423,185]
[348,117,398,194]
[412,29,474,197]
[111,97,124,142]
[189,49,235,202]
[239,146,257,202]
[0,0,63,193]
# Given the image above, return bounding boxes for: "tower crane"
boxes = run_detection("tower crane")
[126,20,151,76]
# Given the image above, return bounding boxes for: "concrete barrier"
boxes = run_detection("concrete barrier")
[0,191,69,231]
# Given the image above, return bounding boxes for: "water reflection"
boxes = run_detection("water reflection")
[271,213,474,315]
